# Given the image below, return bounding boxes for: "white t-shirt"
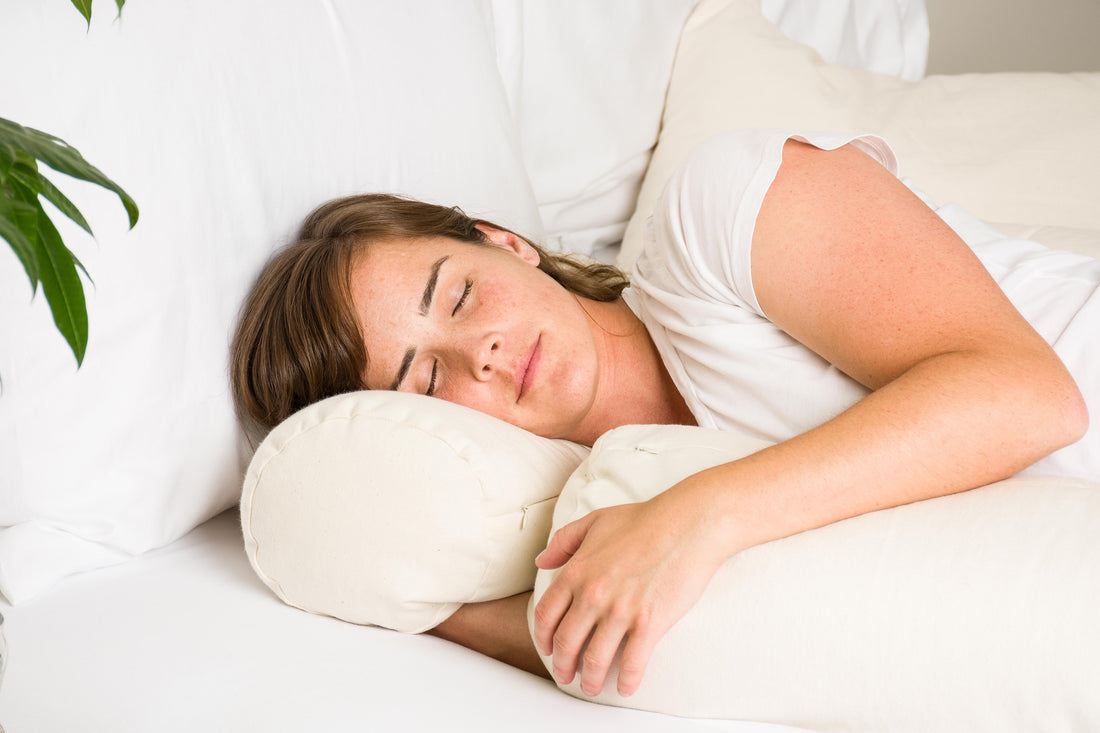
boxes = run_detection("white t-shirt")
[622,128,1099,480]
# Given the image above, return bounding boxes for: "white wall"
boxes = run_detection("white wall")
[925,0,1100,74]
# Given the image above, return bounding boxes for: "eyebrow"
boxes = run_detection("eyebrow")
[390,255,449,391]
[420,256,449,315]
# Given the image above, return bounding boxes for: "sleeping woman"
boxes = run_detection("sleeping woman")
[230,129,1098,696]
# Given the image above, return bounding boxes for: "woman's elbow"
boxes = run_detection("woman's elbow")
[1061,379,1090,447]
[1044,368,1089,452]
[1003,348,1089,461]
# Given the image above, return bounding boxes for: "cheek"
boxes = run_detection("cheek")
[433,385,512,428]
[473,280,522,315]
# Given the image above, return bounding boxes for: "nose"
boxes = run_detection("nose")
[469,332,502,382]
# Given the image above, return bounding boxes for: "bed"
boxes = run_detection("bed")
[2,1,1098,731]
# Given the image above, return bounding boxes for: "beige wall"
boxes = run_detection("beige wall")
[925,0,1100,74]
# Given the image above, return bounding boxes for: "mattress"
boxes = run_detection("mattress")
[0,510,812,733]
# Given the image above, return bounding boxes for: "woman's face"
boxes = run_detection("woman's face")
[349,227,603,440]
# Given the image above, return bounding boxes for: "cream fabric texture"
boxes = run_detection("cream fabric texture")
[241,391,588,633]
[620,0,1100,270]
[531,424,1100,731]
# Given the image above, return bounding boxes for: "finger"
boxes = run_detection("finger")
[535,514,594,569]
[532,583,572,656]
[577,619,629,697]
[550,601,600,685]
[617,628,660,697]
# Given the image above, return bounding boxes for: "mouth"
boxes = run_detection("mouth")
[517,335,541,402]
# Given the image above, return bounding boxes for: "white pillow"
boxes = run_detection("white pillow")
[241,391,588,633]
[495,0,701,259]
[991,222,1100,261]
[0,0,542,604]
[497,0,928,261]
[531,424,1100,730]
[619,0,1100,269]
[762,0,929,80]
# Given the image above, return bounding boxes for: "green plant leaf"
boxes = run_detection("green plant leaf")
[0,198,41,288]
[0,138,15,179]
[1,2,131,372]
[70,0,93,26]
[0,118,139,229]
[8,159,94,237]
[1,179,44,287]
[35,208,88,365]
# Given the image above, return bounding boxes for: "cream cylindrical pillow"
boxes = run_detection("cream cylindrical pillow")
[531,424,1100,732]
[241,391,589,633]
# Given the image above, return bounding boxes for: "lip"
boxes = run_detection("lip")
[517,335,541,402]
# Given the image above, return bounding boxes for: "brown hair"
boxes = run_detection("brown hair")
[230,193,629,437]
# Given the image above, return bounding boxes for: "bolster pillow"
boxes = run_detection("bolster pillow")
[531,423,1100,732]
[241,391,588,633]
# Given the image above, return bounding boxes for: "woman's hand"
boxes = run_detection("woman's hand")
[532,485,731,698]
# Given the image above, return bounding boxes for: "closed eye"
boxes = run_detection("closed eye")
[424,281,470,396]
[452,280,472,316]
[426,361,438,397]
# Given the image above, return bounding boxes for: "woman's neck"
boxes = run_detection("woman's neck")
[568,297,696,445]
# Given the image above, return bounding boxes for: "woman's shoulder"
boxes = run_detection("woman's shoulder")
[635,129,898,311]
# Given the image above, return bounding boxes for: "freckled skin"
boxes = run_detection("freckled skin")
[349,230,605,441]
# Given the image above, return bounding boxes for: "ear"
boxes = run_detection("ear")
[475,224,541,266]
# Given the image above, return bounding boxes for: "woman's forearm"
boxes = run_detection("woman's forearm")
[427,591,550,679]
[683,345,1087,559]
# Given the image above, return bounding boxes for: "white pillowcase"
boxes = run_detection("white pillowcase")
[762,0,929,80]
[501,0,929,261]
[241,391,588,633]
[619,0,1100,269]
[495,0,701,259]
[0,0,542,604]
[531,424,1100,731]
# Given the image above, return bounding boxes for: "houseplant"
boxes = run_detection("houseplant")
[0,0,138,367]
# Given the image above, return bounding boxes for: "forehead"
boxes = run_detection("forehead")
[349,237,443,321]
[351,236,455,301]
[352,234,500,275]
[347,242,418,389]
[350,232,525,294]
[355,235,450,270]
[348,237,482,386]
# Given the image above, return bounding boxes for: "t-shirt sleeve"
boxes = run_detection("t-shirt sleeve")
[631,128,897,317]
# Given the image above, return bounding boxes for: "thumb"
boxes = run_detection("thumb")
[535,514,593,569]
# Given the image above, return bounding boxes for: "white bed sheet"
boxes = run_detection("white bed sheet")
[0,510,813,733]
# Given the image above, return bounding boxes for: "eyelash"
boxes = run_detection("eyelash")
[452,280,472,316]
[426,364,438,397]
[427,280,473,397]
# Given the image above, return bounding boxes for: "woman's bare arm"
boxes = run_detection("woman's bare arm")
[530,141,1089,697]
[427,591,550,679]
